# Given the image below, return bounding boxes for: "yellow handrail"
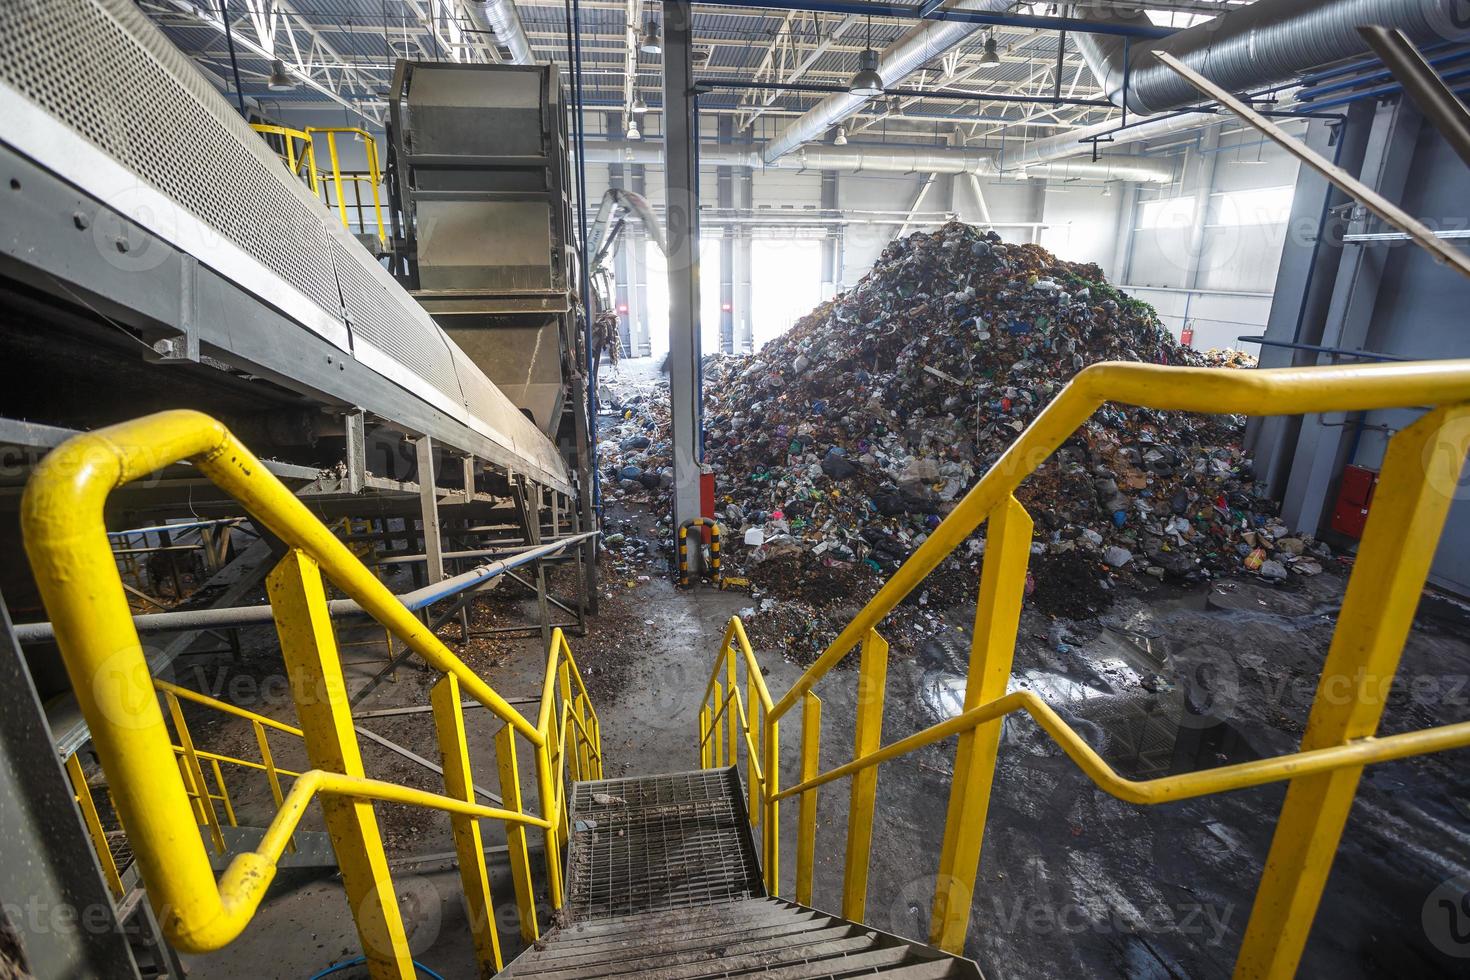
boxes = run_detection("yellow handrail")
[699,358,1470,977]
[20,410,585,969]
[767,358,1470,725]
[250,123,387,245]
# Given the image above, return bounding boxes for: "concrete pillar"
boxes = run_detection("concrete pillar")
[662,0,703,528]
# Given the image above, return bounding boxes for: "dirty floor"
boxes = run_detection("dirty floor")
[171,537,1470,979]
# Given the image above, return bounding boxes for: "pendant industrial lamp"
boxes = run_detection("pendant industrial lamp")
[639,18,662,55]
[631,97,648,116]
[267,58,297,91]
[979,33,1001,67]
[848,15,884,98]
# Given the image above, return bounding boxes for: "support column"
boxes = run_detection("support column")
[631,165,651,356]
[1245,107,1371,495]
[1182,126,1222,292]
[736,163,755,350]
[1280,98,1421,536]
[717,116,736,354]
[820,170,839,299]
[662,0,703,529]
[610,158,633,356]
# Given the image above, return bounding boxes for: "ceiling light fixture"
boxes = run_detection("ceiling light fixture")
[631,97,648,115]
[639,19,661,55]
[267,58,297,91]
[979,35,1001,67]
[626,120,642,140]
[848,15,884,98]
[834,127,848,146]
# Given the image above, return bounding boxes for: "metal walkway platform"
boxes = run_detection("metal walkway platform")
[504,768,984,978]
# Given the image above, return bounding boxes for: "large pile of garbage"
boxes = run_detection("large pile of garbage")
[601,223,1326,655]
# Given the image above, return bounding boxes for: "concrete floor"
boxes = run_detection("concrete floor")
[173,538,1470,979]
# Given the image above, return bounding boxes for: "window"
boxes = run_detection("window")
[1138,195,1197,231]
[1209,186,1295,227]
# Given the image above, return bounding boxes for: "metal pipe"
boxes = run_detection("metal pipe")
[582,138,1174,182]
[761,0,1015,164]
[700,77,1114,108]
[1295,46,1470,102]
[1073,0,1470,117]
[13,532,598,643]
[1359,26,1470,170]
[466,0,534,65]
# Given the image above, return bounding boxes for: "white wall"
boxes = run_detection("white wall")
[1122,127,1303,352]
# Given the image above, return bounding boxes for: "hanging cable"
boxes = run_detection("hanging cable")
[218,0,247,116]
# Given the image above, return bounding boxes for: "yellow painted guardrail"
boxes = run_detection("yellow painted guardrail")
[698,358,1470,979]
[22,410,601,979]
[251,123,388,246]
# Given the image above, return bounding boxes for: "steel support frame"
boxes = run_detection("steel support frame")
[0,594,144,980]
[663,0,705,529]
[1279,96,1422,536]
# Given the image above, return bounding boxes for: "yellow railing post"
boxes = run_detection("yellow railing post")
[842,629,888,922]
[251,719,295,854]
[748,673,763,829]
[533,737,565,910]
[165,691,227,854]
[699,706,711,768]
[65,753,125,899]
[712,681,724,767]
[209,758,239,827]
[1234,405,1470,980]
[796,692,822,907]
[930,496,1033,953]
[726,644,739,774]
[764,711,780,896]
[319,130,351,233]
[430,674,503,975]
[267,548,414,979]
[495,725,540,945]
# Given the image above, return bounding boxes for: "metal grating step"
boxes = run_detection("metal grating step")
[500,769,985,978]
[501,896,984,979]
[566,768,764,921]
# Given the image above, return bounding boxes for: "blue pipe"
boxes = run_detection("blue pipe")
[1299,39,1458,86]
[1297,47,1470,102]
[1302,71,1470,112]
[691,0,1176,39]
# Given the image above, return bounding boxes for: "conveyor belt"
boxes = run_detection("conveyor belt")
[0,0,570,493]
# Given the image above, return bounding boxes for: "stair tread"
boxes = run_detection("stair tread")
[533,911,842,962]
[551,897,803,939]
[512,932,884,980]
[499,766,984,978]
[520,924,866,977]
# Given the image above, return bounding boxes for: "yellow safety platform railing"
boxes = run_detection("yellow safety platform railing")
[22,410,602,979]
[251,123,388,247]
[698,358,1470,980]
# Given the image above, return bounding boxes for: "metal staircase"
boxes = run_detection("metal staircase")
[502,769,983,979]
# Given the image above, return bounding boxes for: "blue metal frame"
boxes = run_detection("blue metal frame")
[695,77,1114,108]
[691,0,1176,40]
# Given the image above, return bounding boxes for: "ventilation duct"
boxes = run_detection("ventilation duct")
[467,0,533,65]
[583,140,1174,183]
[1073,0,1470,116]
[762,0,1013,163]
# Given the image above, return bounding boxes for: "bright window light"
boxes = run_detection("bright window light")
[1138,195,1197,230]
[1210,186,1295,226]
